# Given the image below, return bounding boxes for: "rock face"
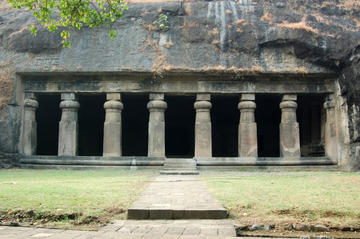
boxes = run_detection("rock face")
[0,0,359,170]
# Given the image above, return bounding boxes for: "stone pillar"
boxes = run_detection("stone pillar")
[194,94,212,158]
[58,93,80,156]
[238,94,257,157]
[23,93,38,155]
[324,95,337,160]
[279,94,300,158]
[103,93,123,157]
[147,93,167,157]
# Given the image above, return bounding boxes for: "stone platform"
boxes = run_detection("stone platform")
[127,175,228,219]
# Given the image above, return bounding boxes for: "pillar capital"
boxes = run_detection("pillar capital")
[60,100,80,109]
[280,100,297,109]
[196,93,211,101]
[149,93,164,100]
[147,100,167,111]
[241,93,255,101]
[24,98,39,109]
[61,93,77,101]
[106,93,121,101]
[282,94,297,101]
[194,101,212,110]
[238,101,256,110]
[324,97,335,109]
[104,100,124,110]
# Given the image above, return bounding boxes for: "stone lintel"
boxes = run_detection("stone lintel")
[149,93,164,100]
[196,93,211,101]
[106,93,121,101]
[241,93,255,101]
[282,94,297,101]
[61,93,77,101]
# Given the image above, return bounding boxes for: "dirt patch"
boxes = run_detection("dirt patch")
[233,208,360,238]
[0,208,126,229]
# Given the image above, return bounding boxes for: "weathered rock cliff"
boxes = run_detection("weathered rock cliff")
[0,0,359,169]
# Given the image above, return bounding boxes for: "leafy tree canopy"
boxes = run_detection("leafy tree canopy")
[6,0,128,47]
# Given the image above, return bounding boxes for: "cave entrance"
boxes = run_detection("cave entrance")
[36,94,61,155]
[297,94,325,156]
[256,94,281,157]
[122,93,148,156]
[211,95,238,157]
[165,95,195,158]
[78,94,105,156]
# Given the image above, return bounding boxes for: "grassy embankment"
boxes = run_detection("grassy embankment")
[202,172,360,236]
[0,169,156,229]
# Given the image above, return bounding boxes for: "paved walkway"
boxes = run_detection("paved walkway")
[128,175,228,219]
[0,220,238,239]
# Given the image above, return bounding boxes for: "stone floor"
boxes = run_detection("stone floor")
[127,175,228,219]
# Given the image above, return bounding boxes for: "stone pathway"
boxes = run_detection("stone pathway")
[128,175,228,219]
[0,220,238,239]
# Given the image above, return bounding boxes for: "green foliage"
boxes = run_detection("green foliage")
[153,13,169,31]
[6,0,128,47]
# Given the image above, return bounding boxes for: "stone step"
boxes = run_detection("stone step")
[164,163,196,166]
[160,170,199,175]
[163,158,197,172]
[163,164,196,168]
[164,166,196,169]
[128,208,228,219]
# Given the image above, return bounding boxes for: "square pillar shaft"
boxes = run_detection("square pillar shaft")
[280,94,300,158]
[194,94,212,158]
[324,95,337,160]
[147,93,167,157]
[58,93,80,156]
[23,93,38,155]
[238,94,258,157]
[103,93,123,157]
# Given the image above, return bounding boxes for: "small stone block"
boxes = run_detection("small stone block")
[241,94,255,101]
[149,209,173,219]
[106,93,121,101]
[282,94,297,101]
[61,93,77,100]
[183,209,227,219]
[25,92,37,99]
[149,93,164,100]
[127,209,149,219]
[172,210,185,219]
[196,94,211,101]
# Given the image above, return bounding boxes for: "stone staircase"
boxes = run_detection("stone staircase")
[160,158,199,175]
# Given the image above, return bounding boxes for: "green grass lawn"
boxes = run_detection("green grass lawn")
[0,169,156,229]
[202,172,360,228]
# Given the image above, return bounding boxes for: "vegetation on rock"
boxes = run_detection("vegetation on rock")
[6,0,128,47]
